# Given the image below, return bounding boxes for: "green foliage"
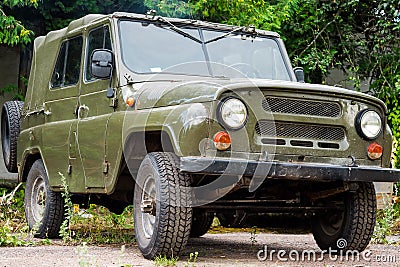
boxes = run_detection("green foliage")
[153,255,179,267]
[34,0,146,32]
[373,202,400,244]
[0,185,30,247]
[0,81,26,101]
[67,205,135,245]
[59,172,73,242]
[144,0,300,32]
[0,0,36,45]
[184,252,198,267]
[0,223,27,246]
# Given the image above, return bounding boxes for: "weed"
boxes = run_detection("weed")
[75,242,98,267]
[0,184,31,246]
[153,255,179,267]
[59,172,73,242]
[373,198,399,244]
[0,221,29,246]
[67,204,135,245]
[250,226,258,246]
[184,251,199,267]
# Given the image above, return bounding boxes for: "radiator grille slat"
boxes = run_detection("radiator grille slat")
[263,97,341,117]
[255,121,345,141]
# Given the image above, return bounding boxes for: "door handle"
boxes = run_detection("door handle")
[77,105,89,119]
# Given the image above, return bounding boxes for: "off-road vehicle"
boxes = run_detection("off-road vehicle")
[1,12,399,259]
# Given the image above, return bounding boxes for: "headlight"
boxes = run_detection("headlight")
[218,98,248,130]
[355,109,382,140]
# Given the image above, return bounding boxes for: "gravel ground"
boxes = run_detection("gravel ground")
[1,232,399,267]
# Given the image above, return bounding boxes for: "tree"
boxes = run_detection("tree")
[144,0,400,167]
[8,0,146,36]
[0,0,37,46]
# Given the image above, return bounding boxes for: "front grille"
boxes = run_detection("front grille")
[255,121,345,141]
[263,97,341,118]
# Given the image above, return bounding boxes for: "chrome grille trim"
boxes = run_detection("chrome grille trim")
[263,97,341,117]
[255,121,346,141]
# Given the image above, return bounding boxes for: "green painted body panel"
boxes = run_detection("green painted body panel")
[16,12,396,195]
[75,79,113,190]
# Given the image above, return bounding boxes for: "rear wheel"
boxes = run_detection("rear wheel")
[24,159,65,238]
[217,210,247,228]
[311,182,376,252]
[190,209,214,237]
[134,152,192,259]
[1,101,24,172]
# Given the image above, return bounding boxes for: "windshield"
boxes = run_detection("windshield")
[119,20,291,81]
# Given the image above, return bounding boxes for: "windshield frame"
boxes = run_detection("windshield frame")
[117,18,294,80]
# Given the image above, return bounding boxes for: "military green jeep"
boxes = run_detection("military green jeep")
[1,12,400,259]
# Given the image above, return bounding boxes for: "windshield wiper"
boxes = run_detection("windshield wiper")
[157,16,202,44]
[204,26,247,44]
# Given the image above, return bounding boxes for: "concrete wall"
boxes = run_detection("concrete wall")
[325,68,371,93]
[0,46,20,185]
[0,46,20,89]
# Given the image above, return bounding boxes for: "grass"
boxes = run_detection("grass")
[67,205,136,245]
[0,182,135,247]
[153,255,179,267]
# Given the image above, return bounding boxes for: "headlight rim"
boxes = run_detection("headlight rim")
[355,109,383,140]
[217,97,248,131]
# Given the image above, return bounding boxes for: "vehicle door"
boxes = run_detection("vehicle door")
[74,25,114,190]
[41,36,82,187]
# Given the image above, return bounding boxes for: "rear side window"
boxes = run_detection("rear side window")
[51,36,83,89]
[85,26,112,82]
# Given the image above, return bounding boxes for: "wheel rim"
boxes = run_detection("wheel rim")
[31,176,46,223]
[140,174,157,239]
[319,211,344,236]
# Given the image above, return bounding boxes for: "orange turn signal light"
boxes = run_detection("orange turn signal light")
[213,131,231,151]
[126,96,135,107]
[367,142,383,160]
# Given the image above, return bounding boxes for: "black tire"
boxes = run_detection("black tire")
[217,210,247,228]
[190,209,214,238]
[1,101,24,172]
[25,159,65,238]
[134,152,192,259]
[311,182,376,252]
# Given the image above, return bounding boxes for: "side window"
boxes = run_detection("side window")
[85,26,112,82]
[51,36,83,89]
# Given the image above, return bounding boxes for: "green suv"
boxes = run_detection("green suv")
[1,12,399,259]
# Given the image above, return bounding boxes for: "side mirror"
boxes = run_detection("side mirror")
[293,67,305,83]
[90,49,114,79]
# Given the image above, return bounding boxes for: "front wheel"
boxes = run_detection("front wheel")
[134,152,192,259]
[311,182,376,252]
[24,159,65,238]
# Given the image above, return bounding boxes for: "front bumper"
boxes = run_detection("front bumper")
[180,157,400,182]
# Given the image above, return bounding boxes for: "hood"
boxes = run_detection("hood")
[133,78,387,113]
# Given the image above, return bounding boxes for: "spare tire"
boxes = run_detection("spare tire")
[1,101,24,172]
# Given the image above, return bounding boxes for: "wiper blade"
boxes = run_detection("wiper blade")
[204,26,246,44]
[157,16,202,44]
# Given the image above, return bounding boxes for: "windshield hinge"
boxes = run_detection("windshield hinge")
[146,10,157,19]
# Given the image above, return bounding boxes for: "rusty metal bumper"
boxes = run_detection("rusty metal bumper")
[180,156,400,182]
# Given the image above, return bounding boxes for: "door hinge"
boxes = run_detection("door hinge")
[110,97,118,108]
[103,161,110,174]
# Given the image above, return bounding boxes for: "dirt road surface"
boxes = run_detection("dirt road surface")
[0,232,399,267]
